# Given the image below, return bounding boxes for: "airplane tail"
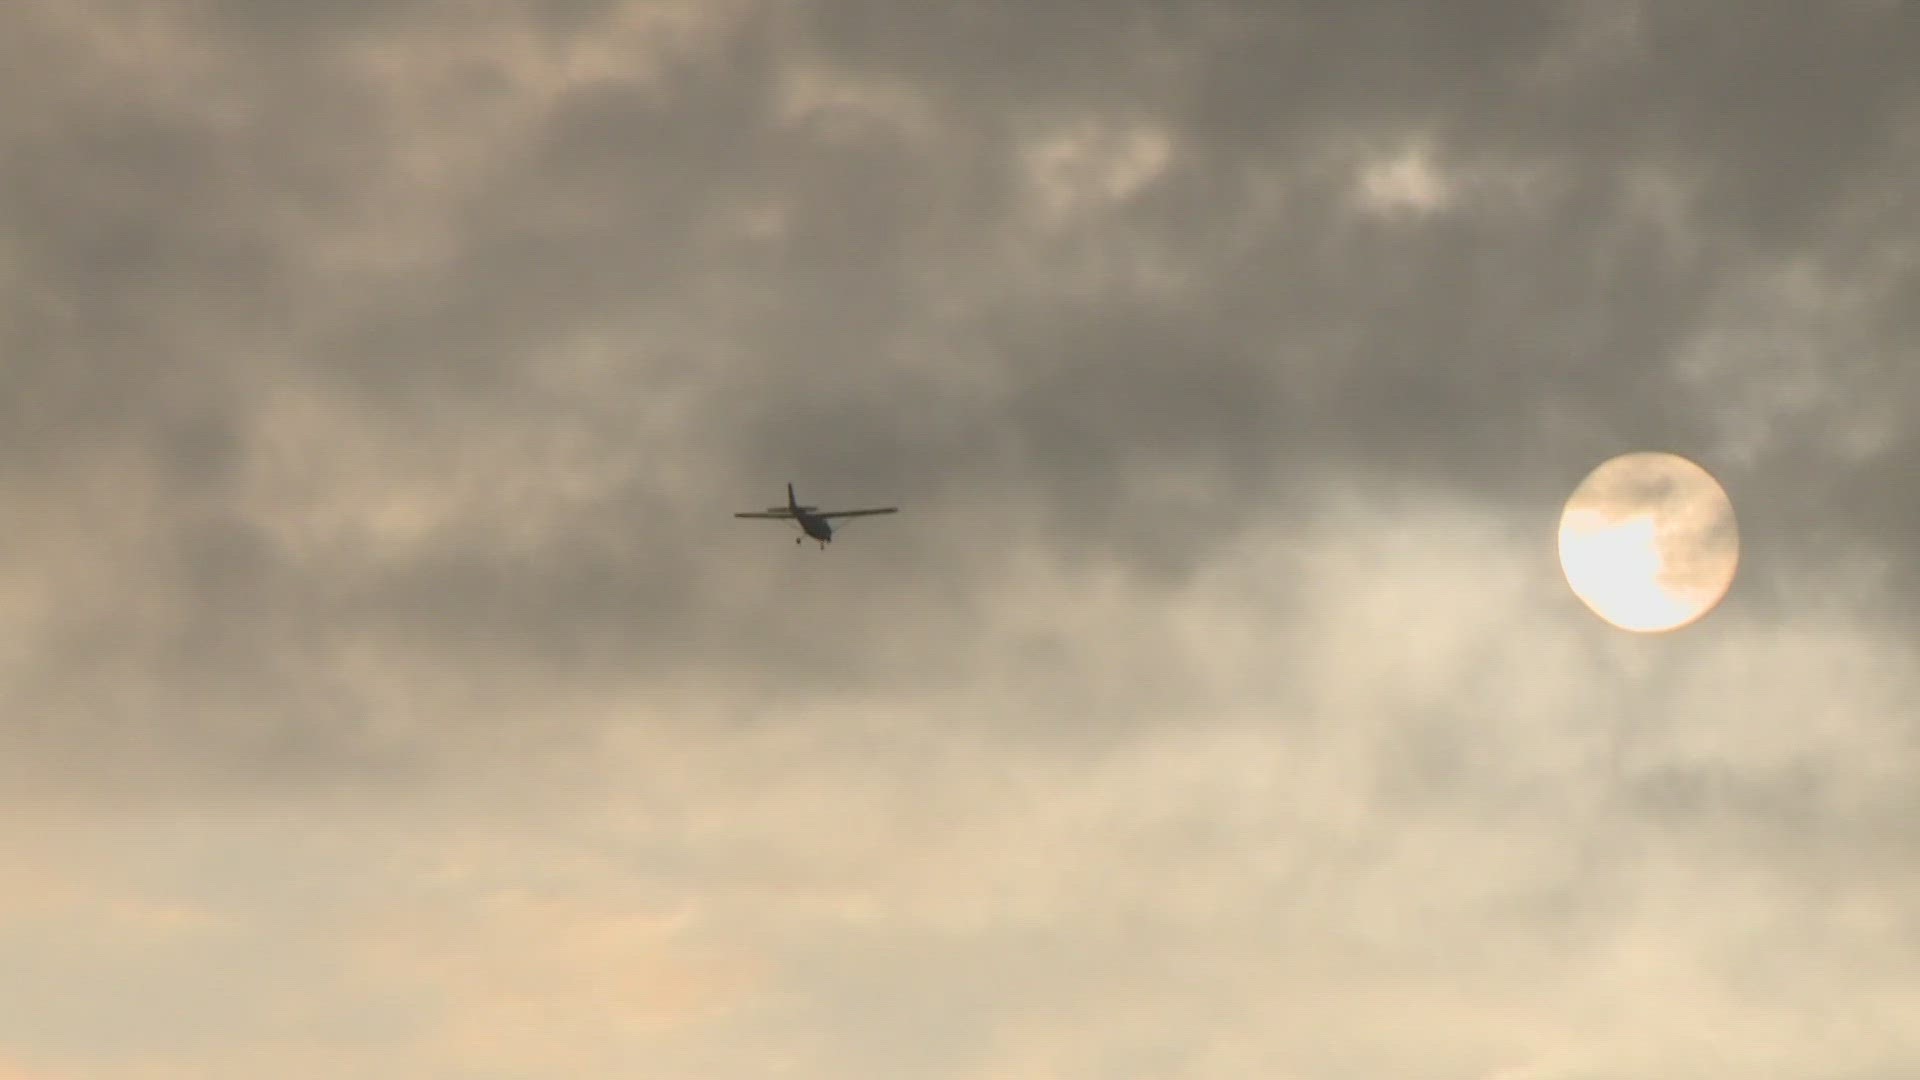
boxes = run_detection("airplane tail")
[787,482,797,512]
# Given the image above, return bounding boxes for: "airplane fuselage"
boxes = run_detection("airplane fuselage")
[798,513,833,542]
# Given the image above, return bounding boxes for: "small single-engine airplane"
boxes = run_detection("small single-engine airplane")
[735,483,897,548]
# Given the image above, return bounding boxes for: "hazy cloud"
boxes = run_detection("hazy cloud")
[1,0,1915,1075]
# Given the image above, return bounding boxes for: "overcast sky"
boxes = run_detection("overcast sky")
[2,1,1917,1077]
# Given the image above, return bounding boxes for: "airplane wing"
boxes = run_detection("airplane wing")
[734,511,795,519]
[819,507,897,519]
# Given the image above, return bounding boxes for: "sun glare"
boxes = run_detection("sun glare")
[1559,510,1694,632]
[1557,452,1739,633]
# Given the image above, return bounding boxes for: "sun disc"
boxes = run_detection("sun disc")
[1557,452,1739,633]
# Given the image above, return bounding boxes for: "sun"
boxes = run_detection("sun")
[1557,452,1739,633]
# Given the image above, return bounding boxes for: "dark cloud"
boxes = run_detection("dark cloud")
[2,1,1917,1073]
[3,0,1913,753]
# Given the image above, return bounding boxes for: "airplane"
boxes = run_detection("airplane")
[735,483,898,548]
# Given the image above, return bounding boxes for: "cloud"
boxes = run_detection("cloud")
[1,0,1916,1075]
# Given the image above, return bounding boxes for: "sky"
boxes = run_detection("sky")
[1,1,1917,1076]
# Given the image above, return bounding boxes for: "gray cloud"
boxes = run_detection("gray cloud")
[1,0,1917,1076]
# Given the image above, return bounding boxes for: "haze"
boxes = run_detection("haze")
[1,2,1917,1077]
